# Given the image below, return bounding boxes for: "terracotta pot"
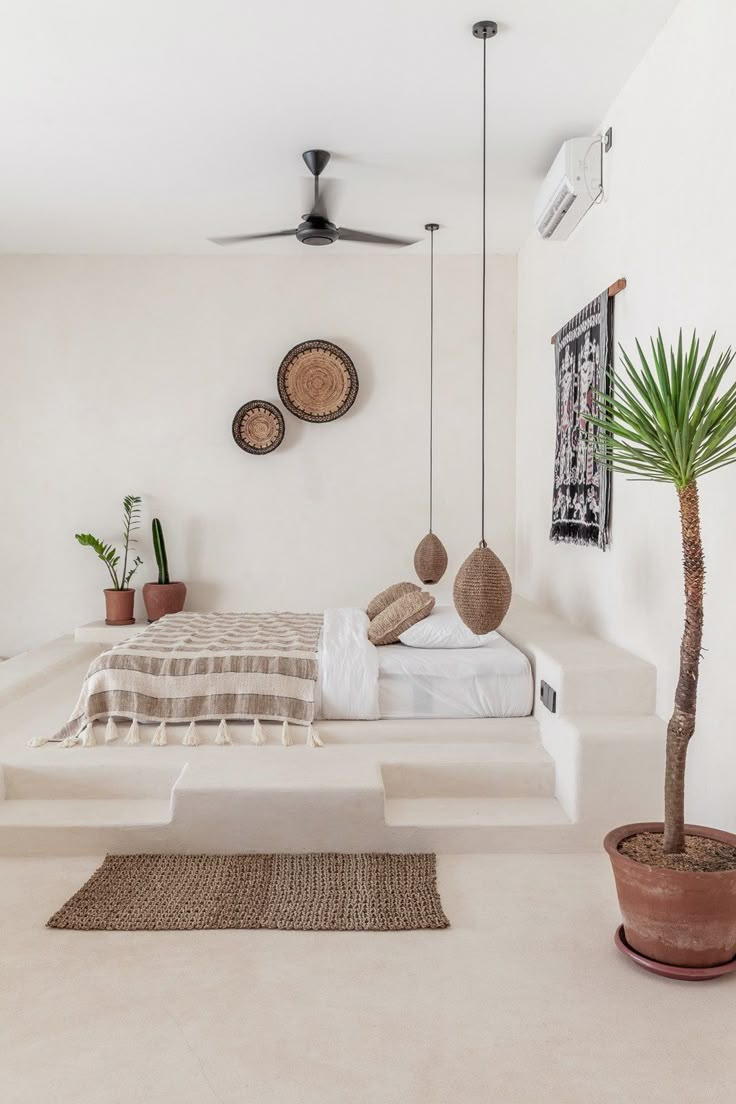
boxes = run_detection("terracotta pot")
[605,822,736,969]
[142,581,187,622]
[104,588,135,626]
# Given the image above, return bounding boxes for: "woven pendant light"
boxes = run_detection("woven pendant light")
[454,20,512,635]
[414,223,448,585]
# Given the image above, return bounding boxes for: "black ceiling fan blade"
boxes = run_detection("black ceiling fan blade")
[338,227,420,247]
[209,229,297,245]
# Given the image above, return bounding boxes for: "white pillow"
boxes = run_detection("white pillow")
[399,605,498,649]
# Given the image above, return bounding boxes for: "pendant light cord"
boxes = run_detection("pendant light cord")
[429,224,435,533]
[480,34,487,548]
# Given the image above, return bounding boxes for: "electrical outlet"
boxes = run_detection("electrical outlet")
[540,680,557,713]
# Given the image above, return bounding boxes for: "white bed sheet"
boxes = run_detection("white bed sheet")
[317,607,380,720]
[376,635,533,719]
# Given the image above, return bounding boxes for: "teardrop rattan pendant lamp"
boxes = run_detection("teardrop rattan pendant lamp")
[414,222,448,585]
[453,20,512,635]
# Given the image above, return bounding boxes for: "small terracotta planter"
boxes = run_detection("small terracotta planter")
[104,588,135,626]
[605,822,736,971]
[142,581,187,622]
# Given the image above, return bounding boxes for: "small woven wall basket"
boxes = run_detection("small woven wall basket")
[277,339,359,423]
[414,532,448,585]
[232,400,285,455]
[453,545,512,635]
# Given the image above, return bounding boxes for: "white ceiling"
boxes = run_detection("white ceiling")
[1,0,678,254]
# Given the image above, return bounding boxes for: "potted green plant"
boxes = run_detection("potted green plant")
[75,495,143,625]
[588,332,736,976]
[142,518,186,621]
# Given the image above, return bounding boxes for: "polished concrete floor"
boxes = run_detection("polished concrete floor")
[2,854,734,1104]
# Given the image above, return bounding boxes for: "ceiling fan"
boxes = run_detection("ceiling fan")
[209,150,420,249]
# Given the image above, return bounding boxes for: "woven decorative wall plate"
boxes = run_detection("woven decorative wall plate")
[277,340,359,423]
[232,400,285,455]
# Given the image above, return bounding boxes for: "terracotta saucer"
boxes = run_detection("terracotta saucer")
[614,925,736,981]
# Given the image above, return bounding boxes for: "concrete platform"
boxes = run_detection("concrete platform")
[0,597,666,856]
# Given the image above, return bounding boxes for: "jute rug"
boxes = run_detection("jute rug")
[47,853,449,931]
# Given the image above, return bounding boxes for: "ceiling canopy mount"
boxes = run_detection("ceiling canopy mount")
[472,20,498,39]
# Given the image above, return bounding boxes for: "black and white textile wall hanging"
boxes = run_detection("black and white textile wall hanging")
[550,290,615,549]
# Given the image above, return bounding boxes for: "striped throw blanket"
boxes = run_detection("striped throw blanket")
[51,611,323,745]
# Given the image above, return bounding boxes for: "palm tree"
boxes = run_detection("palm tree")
[588,332,736,853]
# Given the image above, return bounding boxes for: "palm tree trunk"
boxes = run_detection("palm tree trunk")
[663,481,704,853]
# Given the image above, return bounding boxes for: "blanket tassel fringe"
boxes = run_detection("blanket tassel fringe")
[183,720,200,746]
[80,724,97,748]
[306,723,324,748]
[125,719,141,745]
[216,719,232,745]
[29,716,322,749]
[61,725,84,748]
[152,721,168,746]
[27,734,52,748]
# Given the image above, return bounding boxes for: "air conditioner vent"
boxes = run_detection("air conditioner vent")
[534,137,602,242]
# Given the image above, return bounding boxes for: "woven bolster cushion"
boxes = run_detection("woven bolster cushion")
[368,590,435,647]
[366,581,420,621]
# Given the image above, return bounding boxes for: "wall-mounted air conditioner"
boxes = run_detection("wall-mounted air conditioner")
[534,137,602,241]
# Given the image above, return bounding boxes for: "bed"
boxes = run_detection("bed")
[34,606,533,747]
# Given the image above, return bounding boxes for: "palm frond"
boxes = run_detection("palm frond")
[586,331,736,488]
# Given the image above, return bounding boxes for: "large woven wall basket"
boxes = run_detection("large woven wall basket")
[277,340,359,423]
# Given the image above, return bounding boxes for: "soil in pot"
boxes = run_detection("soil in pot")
[619,831,736,874]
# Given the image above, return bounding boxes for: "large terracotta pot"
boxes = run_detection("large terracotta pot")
[142,581,187,622]
[104,588,135,626]
[605,821,736,969]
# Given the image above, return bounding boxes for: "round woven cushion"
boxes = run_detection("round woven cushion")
[232,401,285,455]
[278,340,358,423]
[368,590,435,647]
[414,532,448,585]
[453,545,512,634]
[366,581,420,622]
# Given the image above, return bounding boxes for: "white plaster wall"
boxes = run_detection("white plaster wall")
[0,253,517,657]
[514,0,736,830]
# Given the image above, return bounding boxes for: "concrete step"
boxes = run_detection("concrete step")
[0,798,172,828]
[384,796,570,828]
[1,762,182,800]
[381,756,555,800]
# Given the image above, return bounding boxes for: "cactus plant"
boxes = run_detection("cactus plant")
[143,517,186,621]
[152,518,170,585]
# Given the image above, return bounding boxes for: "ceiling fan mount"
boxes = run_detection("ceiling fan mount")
[296,215,339,247]
[302,148,331,178]
[209,149,419,250]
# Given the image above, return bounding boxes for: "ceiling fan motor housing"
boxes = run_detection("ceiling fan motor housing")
[296,216,339,246]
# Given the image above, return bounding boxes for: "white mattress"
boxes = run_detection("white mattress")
[376,635,533,719]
